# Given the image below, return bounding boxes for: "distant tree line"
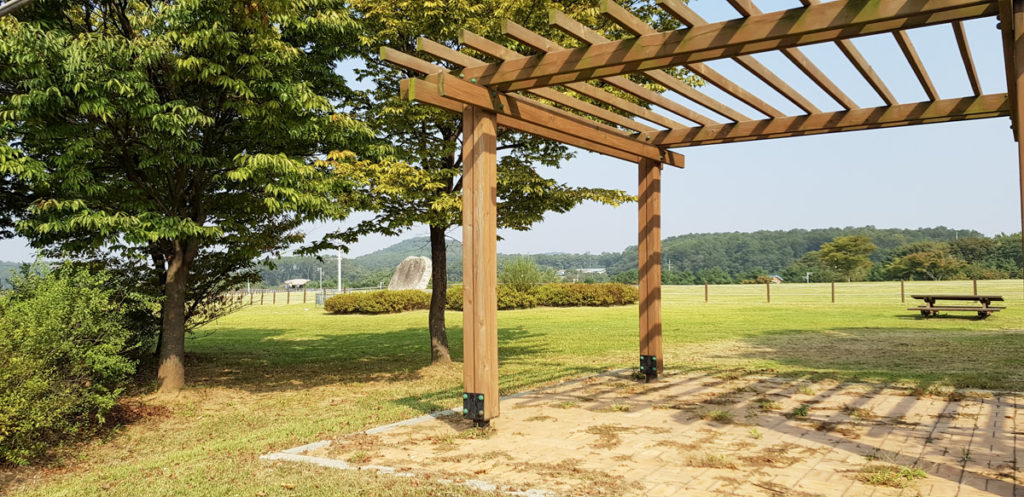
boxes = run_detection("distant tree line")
[254,226,1023,287]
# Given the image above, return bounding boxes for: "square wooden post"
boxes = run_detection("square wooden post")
[1014,0,1024,291]
[638,157,663,382]
[461,106,499,424]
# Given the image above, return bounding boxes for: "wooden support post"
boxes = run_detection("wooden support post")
[250,292,253,306]
[704,282,709,303]
[1014,0,1024,294]
[272,291,276,305]
[638,157,663,381]
[287,290,290,305]
[831,282,836,303]
[766,282,771,303]
[900,280,905,303]
[973,279,978,295]
[462,106,499,424]
[260,290,264,305]
[303,288,307,303]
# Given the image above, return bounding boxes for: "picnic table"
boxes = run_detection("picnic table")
[909,294,1005,318]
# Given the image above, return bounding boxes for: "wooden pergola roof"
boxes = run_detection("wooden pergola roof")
[384,0,1014,166]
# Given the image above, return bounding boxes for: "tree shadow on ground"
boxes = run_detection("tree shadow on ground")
[132,325,553,395]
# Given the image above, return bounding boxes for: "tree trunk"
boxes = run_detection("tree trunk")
[428,225,451,363]
[157,240,194,394]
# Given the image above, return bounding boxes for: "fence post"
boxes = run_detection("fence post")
[766,282,771,303]
[260,290,264,305]
[900,280,905,303]
[287,290,290,304]
[303,287,307,303]
[973,279,978,296]
[273,291,276,305]
[250,292,253,306]
[831,282,835,303]
[704,282,708,303]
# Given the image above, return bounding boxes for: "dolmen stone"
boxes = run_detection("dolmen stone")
[387,256,432,291]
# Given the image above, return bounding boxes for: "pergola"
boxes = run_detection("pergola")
[383,0,1024,426]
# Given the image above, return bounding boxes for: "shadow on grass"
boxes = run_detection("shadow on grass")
[726,327,1024,392]
[144,325,562,395]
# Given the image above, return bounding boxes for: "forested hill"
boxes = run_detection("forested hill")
[0,261,21,288]
[257,226,1021,287]
[607,226,985,276]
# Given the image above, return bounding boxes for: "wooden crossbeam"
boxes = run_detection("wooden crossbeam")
[384,48,658,162]
[953,21,982,96]
[720,0,858,110]
[648,0,820,114]
[548,9,749,122]
[459,29,679,130]
[644,94,1009,147]
[457,0,997,91]
[592,3,781,118]
[417,37,656,133]
[499,20,714,126]
[893,31,940,101]
[798,0,898,106]
[400,78,646,163]
[418,72,687,165]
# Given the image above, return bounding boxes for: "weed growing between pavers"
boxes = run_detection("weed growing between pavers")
[856,464,927,488]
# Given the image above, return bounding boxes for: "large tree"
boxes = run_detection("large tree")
[339,0,689,363]
[0,0,373,392]
[819,235,877,282]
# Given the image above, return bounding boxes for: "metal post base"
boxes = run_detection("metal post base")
[640,355,658,383]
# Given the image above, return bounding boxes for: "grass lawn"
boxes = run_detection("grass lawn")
[4,281,1023,496]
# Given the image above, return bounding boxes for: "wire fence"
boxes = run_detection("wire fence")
[222,279,1024,308]
[224,286,383,307]
[663,279,1024,306]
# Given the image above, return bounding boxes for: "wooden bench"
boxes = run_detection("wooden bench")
[909,294,1005,318]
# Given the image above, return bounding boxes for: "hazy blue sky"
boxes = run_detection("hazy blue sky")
[0,2,1019,262]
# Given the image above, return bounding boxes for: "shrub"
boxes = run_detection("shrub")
[447,283,636,310]
[0,263,137,465]
[499,258,550,293]
[323,290,431,314]
[534,283,638,307]
[445,286,537,311]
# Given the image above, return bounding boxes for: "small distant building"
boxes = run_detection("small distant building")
[579,268,607,274]
[769,275,784,284]
[283,278,310,289]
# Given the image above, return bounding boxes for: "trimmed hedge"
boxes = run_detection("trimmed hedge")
[533,283,638,307]
[324,283,638,315]
[323,290,430,314]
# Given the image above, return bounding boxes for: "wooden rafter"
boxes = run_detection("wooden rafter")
[498,20,715,126]
[547,9,749,122]
[385,48,662,163]
[953,21,983,96]
[415,72,687,164]
[644,94,1009,147]
[459,29,683,130]
[720,0,858,110]
[649,0,821,114]
[893,31,940,101]
[589,3,783,118]
[457,0,997,91]
[416,37,658,133]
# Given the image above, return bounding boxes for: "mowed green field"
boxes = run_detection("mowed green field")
[5,281,1024,497]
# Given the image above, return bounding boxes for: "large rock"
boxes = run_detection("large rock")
[388,256,432,291]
